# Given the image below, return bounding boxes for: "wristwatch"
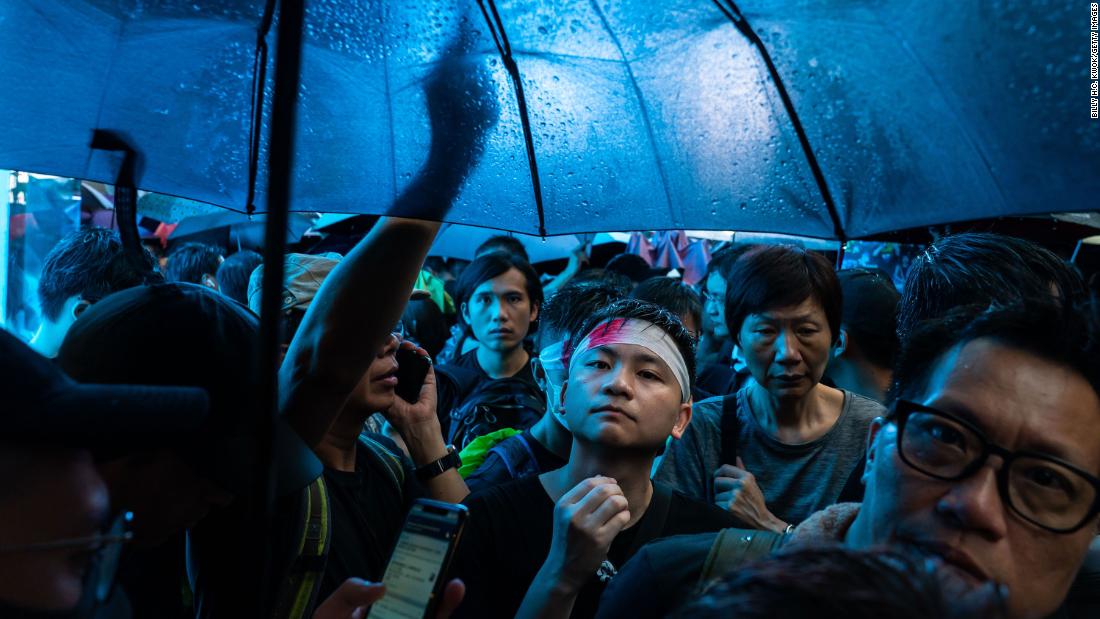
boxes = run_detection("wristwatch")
[415,445,461,482]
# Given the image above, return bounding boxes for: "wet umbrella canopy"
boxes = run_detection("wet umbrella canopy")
[0,1,1095,238]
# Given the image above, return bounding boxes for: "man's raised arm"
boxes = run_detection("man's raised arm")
[280,41,497,447]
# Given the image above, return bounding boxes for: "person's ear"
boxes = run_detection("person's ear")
[529,301,540,323]
[201,273,218,291]
[559,379,569,412]
[863,416,888,484]
[670,401,693,439]
[460,302,470,323]
[71,299,91,319]
[833,329,849,359]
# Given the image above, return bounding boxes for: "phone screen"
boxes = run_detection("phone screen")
[368,501,466,619]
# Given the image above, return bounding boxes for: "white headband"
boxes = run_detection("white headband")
[567,318,691,403]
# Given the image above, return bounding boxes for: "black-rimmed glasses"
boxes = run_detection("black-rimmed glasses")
[892,400,1100,533]
[0,511,133,603]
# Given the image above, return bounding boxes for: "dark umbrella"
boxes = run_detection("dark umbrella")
[1,1,1093,239]
[169,211,314,243]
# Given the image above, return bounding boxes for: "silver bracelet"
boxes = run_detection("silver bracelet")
[784,523,795,534]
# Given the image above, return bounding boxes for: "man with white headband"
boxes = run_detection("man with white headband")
[463,281,628,492]
[452,299,740,619]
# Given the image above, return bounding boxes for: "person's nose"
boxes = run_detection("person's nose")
[601,365,634,400]
[775,330,803,366]
[489,298,508,322]
[935,460,1009,543]
[379,333,400,357]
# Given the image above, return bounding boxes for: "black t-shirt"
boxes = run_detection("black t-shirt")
[189,433,420,617]
[595,531,720,619]
[317,434,422,602]
[435,349,542,436]
[451,476,739,619]
[464,430,568,493]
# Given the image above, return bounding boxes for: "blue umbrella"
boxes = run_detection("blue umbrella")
[0,1,1094,239]
[427,224,623,262]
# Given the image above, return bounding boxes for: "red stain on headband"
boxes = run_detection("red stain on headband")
[583,318,631,348]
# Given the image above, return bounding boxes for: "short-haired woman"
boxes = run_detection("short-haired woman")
[654,245,885,531]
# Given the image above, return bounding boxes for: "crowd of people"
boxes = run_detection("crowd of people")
[4,57,1100,619]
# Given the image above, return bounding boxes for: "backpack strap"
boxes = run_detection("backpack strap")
[718,393,741,465]
[714,394,742,501]
[272,477,332,619]
[836,457,867,503]
[358,434,406,492]
[698,527,788,585]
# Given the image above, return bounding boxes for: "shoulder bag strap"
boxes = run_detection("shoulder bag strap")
[272,477,332,619]
[698,527,786,585]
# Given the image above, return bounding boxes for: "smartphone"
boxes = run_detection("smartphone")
[394,348,431,404]
[368,499,468,619]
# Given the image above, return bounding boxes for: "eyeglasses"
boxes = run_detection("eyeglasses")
[701,290,722,308]
[0,511,133,603]
[893,400,1100,533]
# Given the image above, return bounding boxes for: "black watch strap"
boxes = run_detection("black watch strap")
[415,445,461,483]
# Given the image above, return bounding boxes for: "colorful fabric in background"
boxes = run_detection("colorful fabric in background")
[839,241,921,290]
[627,231,711,285]
[415,269,455,315]
[458,428,524,477]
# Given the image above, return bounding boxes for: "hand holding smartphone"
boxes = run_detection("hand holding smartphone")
[367,499,467,619]
[394,347,431,404]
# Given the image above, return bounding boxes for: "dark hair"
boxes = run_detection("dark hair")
[37,227,160,322]
[724,245,842,344]
[705,243,756,282]
[164,242,223,285]
[423,256,450,277]
[897,233,1084,344]
[605,253,657,284]
[838,268,900,369]
[215,250,263,307]
[401,298,448,359]
[475,235,530,263]
[891,299,1100,406]
[571,298,696,391]
[539,281,629,347]
[631,277,701,334]
[570,267,634,292]
[456,252,544,313]
[674,545,1001,619]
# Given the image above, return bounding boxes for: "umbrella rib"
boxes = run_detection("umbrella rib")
[380,5,399,206]
[587,0,678,229]
[245,0,278,215]
[476,0,548,237]
[711,0,847,242]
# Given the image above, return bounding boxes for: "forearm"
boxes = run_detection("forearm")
[542,258,582,297]
[515,565,580,619]
[399,418,470,503]
[281,218,440,445]
[280,47,493,447]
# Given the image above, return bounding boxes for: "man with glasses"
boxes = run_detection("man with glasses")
[0,328,206,614]
[598,300,1100,619]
